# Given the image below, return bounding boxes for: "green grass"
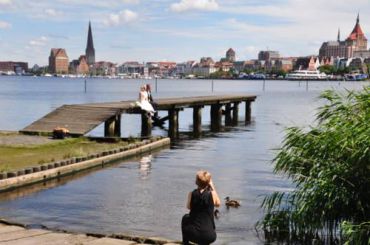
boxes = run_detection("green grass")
[0,137,132,172]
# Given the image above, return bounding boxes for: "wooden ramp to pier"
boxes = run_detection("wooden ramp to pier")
[21,95,256,137]
[21,103,130,136]
[0,222,179,244]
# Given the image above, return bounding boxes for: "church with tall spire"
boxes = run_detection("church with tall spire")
[85,21,95,66]
[345,13,368,54]
[319,14,368,58]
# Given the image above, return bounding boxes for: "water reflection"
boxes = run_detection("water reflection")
[139,155,152,180]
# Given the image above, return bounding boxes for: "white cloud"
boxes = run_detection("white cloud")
[0,20,11,29]
[171,0,219,12]
[45,8,63,17]
[122,0,139,4]
[29,36,48,46]
[0,0,12,5]
[104,9,138,26]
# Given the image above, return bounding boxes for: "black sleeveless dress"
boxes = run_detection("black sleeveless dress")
[181,188,216,245]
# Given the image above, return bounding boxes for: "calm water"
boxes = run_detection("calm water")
[0,76,368,244]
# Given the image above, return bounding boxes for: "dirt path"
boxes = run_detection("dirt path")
[0,133,57,146]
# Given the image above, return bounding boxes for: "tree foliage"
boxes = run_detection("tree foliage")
[259,87,370,243]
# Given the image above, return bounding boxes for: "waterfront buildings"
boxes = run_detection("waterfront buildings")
[192,57,217,77]
[175,61,196,77]
[94,61,116,76]
[294,56,320,71]
[274,58,295,72]
[319,14,368,58]
[117,62,144,78]
[70,55,89,75]
[226,48,236,62]
[0,61,28,74]
[258,51,280,61]
[49,48,69,74]
[215,61,233,72]
[85,21,95,66]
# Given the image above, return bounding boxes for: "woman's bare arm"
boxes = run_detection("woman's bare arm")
[209,180,221,207]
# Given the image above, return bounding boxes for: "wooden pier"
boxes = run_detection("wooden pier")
[21,95,256,138]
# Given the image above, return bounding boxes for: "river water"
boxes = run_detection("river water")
[0,76,367,244]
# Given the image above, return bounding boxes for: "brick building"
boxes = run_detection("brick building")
[70,55,89,75]
[0,61,28,74]
[258,50,280,61]
[319,14,368,58]
[49,48,69,74]
[226,48,236,62]
[294,56,320,71]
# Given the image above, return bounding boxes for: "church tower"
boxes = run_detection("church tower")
[337,28,340,42]
[345,14,368,56]
[85,21,95,66]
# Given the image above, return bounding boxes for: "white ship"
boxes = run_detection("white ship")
[286,70,327,80]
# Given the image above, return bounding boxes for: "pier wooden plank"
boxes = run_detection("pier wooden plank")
[21,94,256,136]
[85,237,137,245]
[0,232,87,245]
[0,228,50,242]
[0,224,24,234]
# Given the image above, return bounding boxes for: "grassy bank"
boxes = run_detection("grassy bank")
[0,137,133,172]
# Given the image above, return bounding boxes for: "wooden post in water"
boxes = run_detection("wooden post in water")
[232,102,239,125]
[104,114,121,137]
[155,78,158,93]
[210,104,222,131]
[225,103,232,126]
[193,106,202,137]
[169,109,179,138]
[245,101,251,124]
[141,111,152,137]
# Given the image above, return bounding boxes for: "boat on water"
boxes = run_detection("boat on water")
[286,70,328,80]
[0,71,16,76]
[344,73,368,81]
[238,72,266,80]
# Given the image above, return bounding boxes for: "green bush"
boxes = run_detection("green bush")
[259,87,370,243]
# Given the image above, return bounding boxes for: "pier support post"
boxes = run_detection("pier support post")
[232,102,239,125]
[225,103,232,126]
[245,101,252,124]
[210,104,222,132]
[104,114,121,137]
[193,106,202,137]
[169,109,179,138]
[141,111,152,137]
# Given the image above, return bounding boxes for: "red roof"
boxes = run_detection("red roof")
[347,16,367,41]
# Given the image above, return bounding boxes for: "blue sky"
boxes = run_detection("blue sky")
[0,0,369,66]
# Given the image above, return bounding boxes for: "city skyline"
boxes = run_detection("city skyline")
[0,0,369,66]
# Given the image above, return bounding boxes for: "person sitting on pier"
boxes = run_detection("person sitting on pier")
[146,84,156,108]
[145,84,163,125]
[181,170,221,245]
[137,85,155,117]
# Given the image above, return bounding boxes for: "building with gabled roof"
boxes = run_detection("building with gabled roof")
[346,14,368,57]
[226,48,236,62]
[319,14,368,59]
[49,48,69,74]
[70,55,89,75]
